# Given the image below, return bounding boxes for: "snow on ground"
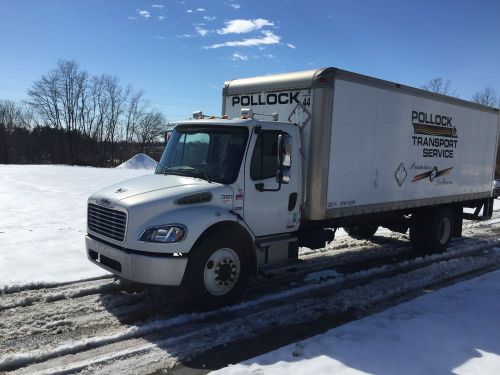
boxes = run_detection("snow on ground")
[215,269,500,375]
[0,165,151,288]
[0,162,499,289]
[116,153,158,170]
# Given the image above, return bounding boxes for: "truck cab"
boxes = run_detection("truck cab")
[86,111,302,305]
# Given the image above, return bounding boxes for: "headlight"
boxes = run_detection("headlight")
[139,225,186,243]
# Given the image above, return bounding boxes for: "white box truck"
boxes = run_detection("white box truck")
[86,68,500,306]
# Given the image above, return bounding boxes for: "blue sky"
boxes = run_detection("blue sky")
[0,0,499,120]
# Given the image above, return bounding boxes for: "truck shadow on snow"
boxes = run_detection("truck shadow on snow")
[96,234,496,373]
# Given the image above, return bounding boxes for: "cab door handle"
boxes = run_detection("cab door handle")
[288,193,297,211]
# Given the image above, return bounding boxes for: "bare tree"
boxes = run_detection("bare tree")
[472,86,498,107]
[136,110,168,153]
[0,100,31,133]
[422,77,458,97]
[125,90,147,144]
[122,90,148,161]
[0,100,32,163]
[102,75,129,162]
[27,69,63,128]
[57,60,87,132]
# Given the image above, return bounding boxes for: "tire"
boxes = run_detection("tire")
[183,230,251,308]
[410,207,453,253]
[344,224,379,240]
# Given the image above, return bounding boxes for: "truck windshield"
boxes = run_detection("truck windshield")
[156,125,248,184]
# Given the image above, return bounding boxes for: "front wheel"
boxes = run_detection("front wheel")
[183,230,251,308]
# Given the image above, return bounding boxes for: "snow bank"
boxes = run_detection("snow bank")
[216,269,500,375]
[0,165,150,288]
[116,153,158,170]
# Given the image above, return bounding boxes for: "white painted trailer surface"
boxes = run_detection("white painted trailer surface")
[223,68,500,220]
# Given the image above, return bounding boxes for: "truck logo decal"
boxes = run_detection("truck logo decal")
[411,110,458,159]
[231,91,300,107]
[412,166,453,182]
[99,198,111,206]
[288,103,311,127]
[412,123,457,138]
[394,162,407,187]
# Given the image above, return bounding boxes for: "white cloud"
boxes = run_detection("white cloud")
[204,16,216,21]
[196,26,208,37]
[230,3,241,9]
[151,4,164,9]
[158,15,165,21]
[217,18,274,34]
[154,35,165,40]
[265,54,276,58]
[176,34,193,38]
[197,8,205,12]
[286,43,296,49]
[137,9,151,19]
[127,16,136,20]
[204,30,281,49]
[187,9,193,13]
[231,52,248,61]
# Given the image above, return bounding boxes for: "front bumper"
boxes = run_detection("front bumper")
[85,235,188,286]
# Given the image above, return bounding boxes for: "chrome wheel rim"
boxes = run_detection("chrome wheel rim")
[203,248,240,296]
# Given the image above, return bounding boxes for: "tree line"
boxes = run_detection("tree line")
[0,60,169,166]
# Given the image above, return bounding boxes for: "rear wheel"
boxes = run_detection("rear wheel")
[344,224,379,240]
[183,230,251,308]
[410,207,453,253]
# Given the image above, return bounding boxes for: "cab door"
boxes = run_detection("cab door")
[243,124,301,237]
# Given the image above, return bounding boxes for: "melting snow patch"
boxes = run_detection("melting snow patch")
[116,153,158,170]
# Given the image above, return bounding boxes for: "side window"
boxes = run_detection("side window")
[250,131,280,180]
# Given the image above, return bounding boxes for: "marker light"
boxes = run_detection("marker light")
[240,108,253,119]
[192,111,203,119]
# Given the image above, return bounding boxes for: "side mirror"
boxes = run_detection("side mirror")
[277,167,291,184]
[277,134,292,184]
[277,134,292,167]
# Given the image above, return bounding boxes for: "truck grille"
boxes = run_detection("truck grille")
[87,203,127,242]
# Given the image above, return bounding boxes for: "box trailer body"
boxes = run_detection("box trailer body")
[86,68,500,306]
[223,68,500,221]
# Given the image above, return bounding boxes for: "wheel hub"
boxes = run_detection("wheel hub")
[215,260,236,283]
[203,248,241,295]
